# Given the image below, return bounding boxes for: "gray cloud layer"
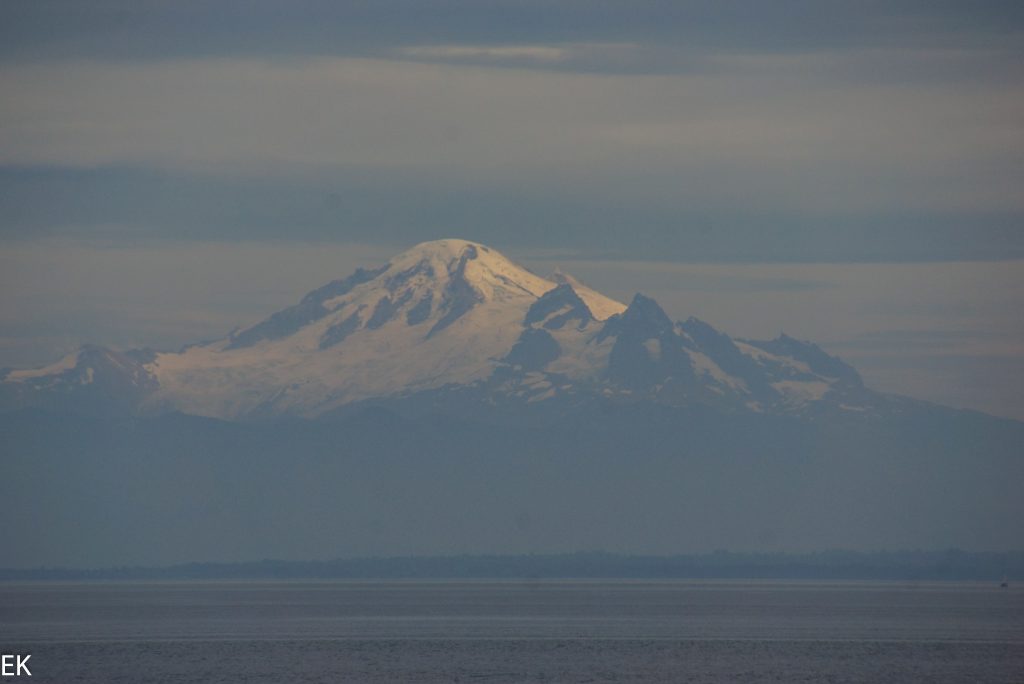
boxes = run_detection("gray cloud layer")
[1,52,1021,259]
[2,1,1022,63]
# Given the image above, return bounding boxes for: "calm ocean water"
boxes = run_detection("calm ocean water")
[1,579,1021,682]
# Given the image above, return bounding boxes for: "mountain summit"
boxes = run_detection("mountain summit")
[4,240,1023,565]
[3,239,872,419]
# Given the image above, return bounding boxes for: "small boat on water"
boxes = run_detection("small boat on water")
[1000,576,1009,588]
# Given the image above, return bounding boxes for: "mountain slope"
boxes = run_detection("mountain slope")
[1,239,893,420]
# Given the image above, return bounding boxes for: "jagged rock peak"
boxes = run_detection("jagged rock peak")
[621,294,674,332]
[551,268,627,321]
[524,283,594,329]
[679,316,733,348]
[745,333,863,386]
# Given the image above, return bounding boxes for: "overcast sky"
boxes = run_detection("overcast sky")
[1,1,1022,418]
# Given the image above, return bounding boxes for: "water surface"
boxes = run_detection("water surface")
[1,580,1021,682]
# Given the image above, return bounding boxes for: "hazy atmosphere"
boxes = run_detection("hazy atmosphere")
[4,7,1024,684]
[2,1,1023,419]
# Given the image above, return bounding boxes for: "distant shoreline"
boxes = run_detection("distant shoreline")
[3,550,1020,582]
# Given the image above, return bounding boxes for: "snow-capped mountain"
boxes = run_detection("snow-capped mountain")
[5,239,1023,566]
[1,239,872,419]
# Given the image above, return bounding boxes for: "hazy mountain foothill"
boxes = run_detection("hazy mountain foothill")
[2,240,1021,570]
